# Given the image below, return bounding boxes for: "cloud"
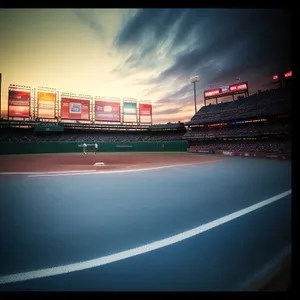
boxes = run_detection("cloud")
[156,84,191,103]
[111,9,192,76]
[73,9,104,37]
[154,108,183,115]
[115,9,291,86]
[114,9,185,49]
[110,9,291,123]
[163,10,290,84]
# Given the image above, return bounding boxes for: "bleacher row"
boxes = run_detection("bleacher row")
[183,122,290,139]
[189,88,291,124]
[189,140,291,154]
[0,120,290,143]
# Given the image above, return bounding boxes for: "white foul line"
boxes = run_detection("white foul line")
[27,160,224,177]
[0,189,291,285]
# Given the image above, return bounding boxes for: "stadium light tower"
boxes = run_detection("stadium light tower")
[190,75,200,114]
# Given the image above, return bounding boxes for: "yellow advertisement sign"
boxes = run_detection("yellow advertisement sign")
[38,92,56,118]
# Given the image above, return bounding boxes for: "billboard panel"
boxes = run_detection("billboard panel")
[38,92,56,118]
[123,102,137,114]
[229,81,248,92]
[123,102,137,122]
[61,97,90,120]
[139,103,152,123]
[8,90,30,117]
[271,74,280,83]
[95,101,120,122]
[139,103,152,116]
[204,81,248,99]
[284,70,292,79]
[204,88,221,98]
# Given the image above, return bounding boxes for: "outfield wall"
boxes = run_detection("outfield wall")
[0,141,188,155]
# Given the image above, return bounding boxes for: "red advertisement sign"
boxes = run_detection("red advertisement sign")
[8,106,30,117]
[204,88,221,98]
[61,98,90,120]
[271,74,280,81]
[139,103,152,116]
[229,82,248,92]
[8,90,31,117]
[204,81,248,99]
[284,70,292,78]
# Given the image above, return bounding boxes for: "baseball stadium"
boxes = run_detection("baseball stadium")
[0,70,292,291]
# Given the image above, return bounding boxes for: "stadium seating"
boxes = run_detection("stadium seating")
[188,87,291,124]
[183,122,290,139]
[189,140,291,154]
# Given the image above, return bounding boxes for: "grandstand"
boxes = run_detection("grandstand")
[187,87,291,125]
[183,76,291,157]
[0,70,292,158]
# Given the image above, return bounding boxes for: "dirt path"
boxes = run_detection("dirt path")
[0,153,222,173]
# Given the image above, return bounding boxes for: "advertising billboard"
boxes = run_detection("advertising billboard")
[123,102,137,122]
[61,97,90,120]
[8,90,30,117]
[37,91,56,118]
[123,102,137,114]
[284,70,292,79]
[139,103,152,123]
[204,81,248,99]
[95,100,120,122]
[228,82,248,92]
[271,74,280,83]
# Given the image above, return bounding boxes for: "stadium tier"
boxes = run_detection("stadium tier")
[186,86,291,125]
[182,85,291,156]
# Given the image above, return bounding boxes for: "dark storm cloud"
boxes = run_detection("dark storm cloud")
[114,9,187,49]
[116,9,291,92]
[162,10,290,82]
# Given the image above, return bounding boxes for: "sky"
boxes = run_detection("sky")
[0,8,291,123]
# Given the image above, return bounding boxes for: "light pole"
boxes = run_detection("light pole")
[190,76,200,115]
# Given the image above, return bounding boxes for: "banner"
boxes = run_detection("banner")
[139,103,152,123]
[197,149,214,154]
[8,90,30,117]
[139,103,152,116]
[271,74,280,83]
[284,70,292,79]
[123,102,137,122]
[38,92,56,118]
[95,101,120,122]
[61,97,90,120]
[204,81,248,99]
[123,102,137,114]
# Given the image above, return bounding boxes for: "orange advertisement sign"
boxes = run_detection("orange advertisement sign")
[38,92,56,118]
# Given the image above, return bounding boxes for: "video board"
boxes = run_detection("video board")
[37,91,56,118]
[123,101,137,122]
[61,97,90,120]
[95,100,120,122]
[8,89,31,117]
[139,103,152,123]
